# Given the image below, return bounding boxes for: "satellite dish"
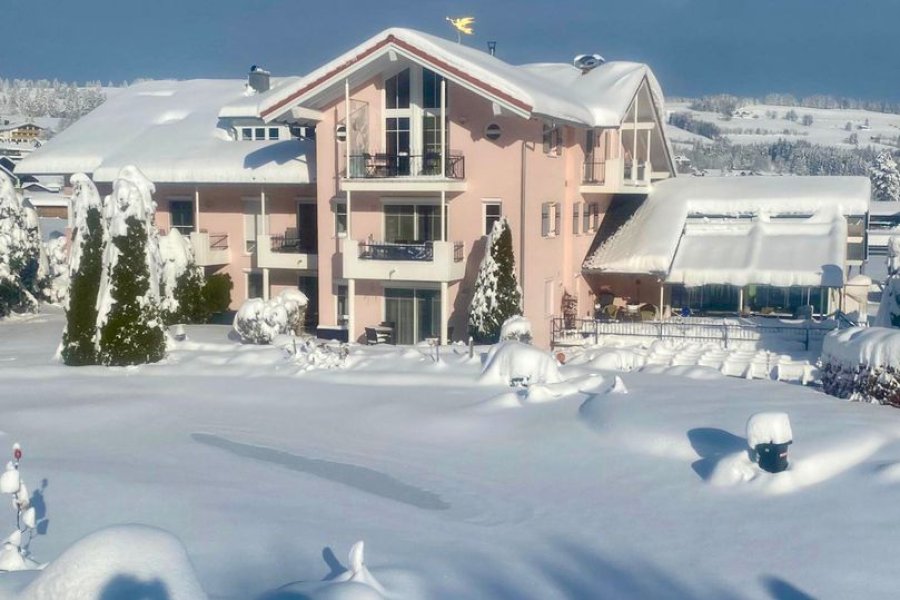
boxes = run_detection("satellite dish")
[573,54,606,72]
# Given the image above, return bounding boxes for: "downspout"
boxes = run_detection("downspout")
[519,138,527,310]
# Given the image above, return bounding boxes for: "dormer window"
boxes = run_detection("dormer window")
[241,128,252,141]
[236,125,285,141]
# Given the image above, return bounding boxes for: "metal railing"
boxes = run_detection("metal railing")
[346,153,465,179]
[453,241,464,262]
[551,315,848,352]
[269,234,314,254]
[208,233,228,250]
[582,161,606,184]
[358,241,434,261]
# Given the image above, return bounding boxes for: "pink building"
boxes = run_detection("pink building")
[18,28,676,347]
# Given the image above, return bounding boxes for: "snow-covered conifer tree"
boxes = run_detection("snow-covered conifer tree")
[0,173,41,317]
[870,151,900,202]
[468,217,522,343]
[95,166,166,366]
[60,174,105,365]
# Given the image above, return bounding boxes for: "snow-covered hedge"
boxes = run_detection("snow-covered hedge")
[821,327,900,407]
[233,290,309,344]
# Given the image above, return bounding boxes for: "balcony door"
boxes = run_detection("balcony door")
[384,204,446,243]
[296,202,318,253]
[385,287,440,344]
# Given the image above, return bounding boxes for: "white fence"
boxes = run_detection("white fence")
[551,316,846,352]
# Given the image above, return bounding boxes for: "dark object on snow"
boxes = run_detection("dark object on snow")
[754,441,791,473]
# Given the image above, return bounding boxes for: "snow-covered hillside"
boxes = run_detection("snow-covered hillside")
[1,309,900,598]
[667,101,900,153]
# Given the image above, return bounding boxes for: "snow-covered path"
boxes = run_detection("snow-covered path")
[1,309,900,598]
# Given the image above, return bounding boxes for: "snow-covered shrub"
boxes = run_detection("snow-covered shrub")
[821,327,900,407]
[233,298,287,344]
[499,315,532,343]
[96,166,166,366]
[159,229,209,325]
[293,339,348,371]
[0,444,41,572]
[20,525,206,600]
[233,290,308,344]
[60,174,104,366]
[0,172,42,317]
[479,341,562,386]
[469,217,522,343]
[875,270,900,328]
[42,235,68,304]
[870,150,900,203]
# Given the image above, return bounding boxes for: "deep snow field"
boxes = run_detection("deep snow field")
[2,308,900,599]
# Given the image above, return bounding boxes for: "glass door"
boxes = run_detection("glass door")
[416,289,440,341]
[296,203,318,253]
[385,289,415,344]
[297,276,318,331]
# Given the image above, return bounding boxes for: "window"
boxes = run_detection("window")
[385,287,440,344]
[385,117,411,174]
[336,284,349,327]
[583,202,591,232]
[542,123,562,155]
[169,200,194,235]
[384,204,445,243]
[541,203,550,237]
[483,202,501,235]
[268,127,280,140]
[591,203,601,231]
[247,271,263,299]
[255,127,265,140]
[241,128,252,141]
[334,201,347,237]
[485,123,501,141]
[385,69,411,110]
[243,200,263,253]
[422,69,445,109]
[573,203,580,235]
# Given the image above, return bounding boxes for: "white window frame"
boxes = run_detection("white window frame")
[333,200,347,238]
[482,199,502,236]
[242,199,263,254]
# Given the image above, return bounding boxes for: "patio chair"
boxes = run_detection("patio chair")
[365,327,382,345]
[604,304,620,321]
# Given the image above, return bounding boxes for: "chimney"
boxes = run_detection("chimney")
[248,65,271,93]
[487,41,497,56]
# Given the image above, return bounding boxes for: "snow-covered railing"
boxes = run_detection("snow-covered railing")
[551,316,844,352]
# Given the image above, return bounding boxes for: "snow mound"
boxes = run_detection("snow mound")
[746,412,793,448]
[264,541,386,600]
[822,326,900,369]
[499,315,532,342]
[479,341,562,386]
[641,364,725,380]
[610,375,628,394]
[21,525,207,600]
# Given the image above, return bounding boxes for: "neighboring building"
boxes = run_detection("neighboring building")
[222,28,675,345]
[0,121,47,144]
[583,176,870,317]
[15,76,318,321]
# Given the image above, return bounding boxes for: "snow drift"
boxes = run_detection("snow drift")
[479,341,562,386]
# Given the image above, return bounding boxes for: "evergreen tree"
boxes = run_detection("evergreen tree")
[96,166,166,366]
[0,173,40,317]
[469,218,522,343]
[60,174,104,365]
[870,151,900,202]
[171,266,209,324]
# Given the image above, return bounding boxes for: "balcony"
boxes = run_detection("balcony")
[580,158,671,195]
[341,152,467,193]
[341,238,465,282]
[189,231,230,267]
[257,233,318,270]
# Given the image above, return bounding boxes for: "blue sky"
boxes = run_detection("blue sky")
[3,0,898,101]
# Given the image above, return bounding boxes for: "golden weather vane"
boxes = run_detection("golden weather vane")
[445,16,475,43]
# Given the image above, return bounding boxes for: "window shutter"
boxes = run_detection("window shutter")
[554,203,561,235]
[541,203,550,237]
[573,203,580,235]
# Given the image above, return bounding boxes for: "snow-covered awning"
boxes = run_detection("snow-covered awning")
[668,215,847,288]
[584,176,871,288]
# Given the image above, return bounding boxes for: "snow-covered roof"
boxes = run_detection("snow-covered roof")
[869,201,900,216]
[16,80,314,185]
[584,176,870,287]
[225,28,662,128]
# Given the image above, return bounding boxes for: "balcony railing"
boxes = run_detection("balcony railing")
[453,241,464,262]
[347,152,465,179]
[269,233,315,254]
[359,241,435,261]
[623,161,648,184]
[582,161,606,184]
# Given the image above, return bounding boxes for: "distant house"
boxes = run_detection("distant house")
[0,121,46,144]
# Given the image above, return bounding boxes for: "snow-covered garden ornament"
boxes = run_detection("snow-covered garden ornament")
[0,444,41,572]
[746,412,792,474]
